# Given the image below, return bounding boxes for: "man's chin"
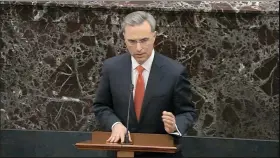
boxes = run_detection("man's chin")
[133,56,145,63]
[136,58,146,64]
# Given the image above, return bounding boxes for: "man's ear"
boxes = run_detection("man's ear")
[122,31,126,40]
[120,31,125,40]
[153,31,157,37]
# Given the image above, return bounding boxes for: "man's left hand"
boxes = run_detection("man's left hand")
[162,111,176,133]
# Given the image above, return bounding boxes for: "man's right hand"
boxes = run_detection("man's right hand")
[107,123,132,143]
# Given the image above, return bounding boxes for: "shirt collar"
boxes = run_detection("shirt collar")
[131,49,155,72]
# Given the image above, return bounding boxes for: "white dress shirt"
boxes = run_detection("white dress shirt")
[112,50,182,136]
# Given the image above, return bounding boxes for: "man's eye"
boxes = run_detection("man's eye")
[128,40,137,43]
[140,38,149,43]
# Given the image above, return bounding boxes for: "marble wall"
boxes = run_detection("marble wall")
[0,1,279,140]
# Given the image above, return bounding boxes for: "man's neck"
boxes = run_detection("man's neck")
[131,50,155,72]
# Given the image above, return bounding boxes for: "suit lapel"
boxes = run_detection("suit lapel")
[139,53,164,122]
[119,53,138,124]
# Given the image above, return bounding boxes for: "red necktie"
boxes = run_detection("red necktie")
[134,65,145,121]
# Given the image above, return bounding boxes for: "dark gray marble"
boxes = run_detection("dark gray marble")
[1,130,279,157]
[0,1,279,13]
[0,1,279,140]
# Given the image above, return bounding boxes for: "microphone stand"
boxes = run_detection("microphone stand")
[123,84,134,144]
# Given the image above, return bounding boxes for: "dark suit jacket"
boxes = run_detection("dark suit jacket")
[93,52,196,136]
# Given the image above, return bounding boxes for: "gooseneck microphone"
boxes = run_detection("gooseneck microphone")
[124,84,134,144]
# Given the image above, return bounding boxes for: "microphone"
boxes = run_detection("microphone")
[123,84,134,144]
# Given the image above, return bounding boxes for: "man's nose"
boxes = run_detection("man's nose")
[136,42,142,51]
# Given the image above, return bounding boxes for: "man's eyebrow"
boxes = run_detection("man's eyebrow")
[127,37,149,41]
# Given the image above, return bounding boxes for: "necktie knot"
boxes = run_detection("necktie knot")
[136,65,144,74]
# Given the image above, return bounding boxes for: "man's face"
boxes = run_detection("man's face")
[123,21,156,64]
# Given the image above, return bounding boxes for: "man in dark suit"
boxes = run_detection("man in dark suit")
[93,11,197,157]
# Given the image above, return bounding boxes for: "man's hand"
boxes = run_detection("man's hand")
[107,123,132,143]
[162,111,176,134]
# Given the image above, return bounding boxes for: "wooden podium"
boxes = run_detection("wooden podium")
[75,131,178,158]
